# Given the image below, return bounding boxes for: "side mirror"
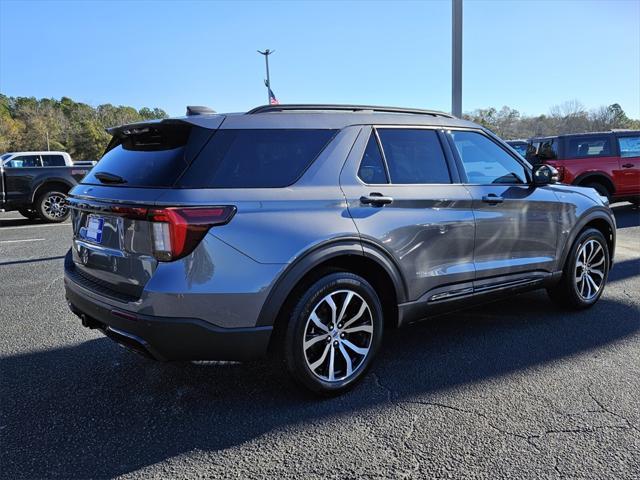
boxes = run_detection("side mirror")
[533,164,559,185]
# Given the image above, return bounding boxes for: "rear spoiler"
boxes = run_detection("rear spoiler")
[106,114,225,137]
[103,115,225,156]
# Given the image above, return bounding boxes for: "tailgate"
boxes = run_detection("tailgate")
[67,188,164,301]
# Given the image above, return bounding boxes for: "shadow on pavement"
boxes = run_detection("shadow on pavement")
[0,255,66,267]
[608,258,640,284]
[0,217,53,228]
[612,203,640,229]
[1,291,639,479]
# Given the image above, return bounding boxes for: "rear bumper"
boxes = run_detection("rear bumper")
[64,274,273,362]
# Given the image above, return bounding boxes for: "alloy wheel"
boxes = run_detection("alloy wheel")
[303,289,374,382]
[43,193,68,220]
[575,239,606,300]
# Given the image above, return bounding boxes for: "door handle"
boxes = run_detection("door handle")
[481,194,504,204]
[360,193,393,207]
[622,163,634,168]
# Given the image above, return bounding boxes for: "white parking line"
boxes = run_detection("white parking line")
[0,223,70,231]
[0,238,45,244]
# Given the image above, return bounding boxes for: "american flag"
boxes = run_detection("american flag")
[268,87,279,105]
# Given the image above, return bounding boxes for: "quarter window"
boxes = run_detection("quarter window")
[377,129,451,184]
[566,135,612,158]
[42,154,66,166]
[618,135,640,158]
[358,133,388,184]
[451,131,528,184]
[178,129,337,188]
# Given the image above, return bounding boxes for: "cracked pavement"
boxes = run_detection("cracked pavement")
[1,204,639,479]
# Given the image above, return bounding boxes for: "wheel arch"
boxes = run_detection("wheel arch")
[559,210,616,270]
[572,172,616,196]
[31,179,74,203]
[258,237,407,338]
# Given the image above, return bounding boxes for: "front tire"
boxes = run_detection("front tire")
[284,272,384,395]
[35,189,69,223]
[547,228,610,310]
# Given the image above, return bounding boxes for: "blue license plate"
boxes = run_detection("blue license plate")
[85,216,104,244]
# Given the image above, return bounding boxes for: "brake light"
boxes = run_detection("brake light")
[147,207,236,261]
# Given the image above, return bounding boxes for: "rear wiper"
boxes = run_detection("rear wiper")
[94,171,127,184]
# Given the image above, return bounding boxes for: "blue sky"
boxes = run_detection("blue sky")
[1,0,638,118]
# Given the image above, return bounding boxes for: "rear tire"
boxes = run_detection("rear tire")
[35,189,69,223]
[18,208,41,220]
[547,228,609,310]
[284,272,384,395]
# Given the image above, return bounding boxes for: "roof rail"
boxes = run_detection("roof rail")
[247,104,454,118]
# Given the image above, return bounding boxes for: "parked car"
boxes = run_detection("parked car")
[0,151,91,222]
[525,130,640,205]
[64,104,616,395]
[506,139,528,157]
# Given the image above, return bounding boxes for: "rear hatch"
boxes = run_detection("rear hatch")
[67,117,223,302]
[67,118,337,302]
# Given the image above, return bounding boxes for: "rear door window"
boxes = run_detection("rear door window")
[42,154,66,166]
[565,135,612,158]
[618,135,640,158]
[376,129,451,184]
[178,129,336,188]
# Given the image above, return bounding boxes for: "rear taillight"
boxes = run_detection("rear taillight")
[107,205,236,261]
[147,207,236,261]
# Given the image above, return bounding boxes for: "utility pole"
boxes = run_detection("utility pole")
[452,0,463,117]
[45,130,50,151]
[257,49,274,104]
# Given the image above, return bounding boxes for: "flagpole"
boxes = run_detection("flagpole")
[257,49,274,104]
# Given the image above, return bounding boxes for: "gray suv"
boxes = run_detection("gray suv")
[64,104,616,394]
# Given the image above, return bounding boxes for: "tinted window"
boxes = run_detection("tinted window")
[618,135,640,158]
[377,129,450,184]
[6,155,41,168]
[358,133,388,184]
[42,154,66,166]
[566,135,612,158]
[525,138,560,164]
[508,142,528,157]
[83,124,202,187]
[178,129,336,188]
[451,131,528,184]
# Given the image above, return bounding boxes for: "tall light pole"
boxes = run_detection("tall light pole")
[452,0,463,117]
[257,49,274,104]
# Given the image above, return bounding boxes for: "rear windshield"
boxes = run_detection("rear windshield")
[177,129,337,188]
[82,124,211,187]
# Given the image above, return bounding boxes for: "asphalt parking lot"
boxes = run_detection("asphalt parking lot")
[1,204,639,479]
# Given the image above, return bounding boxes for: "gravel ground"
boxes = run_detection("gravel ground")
[1,204,639,479]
